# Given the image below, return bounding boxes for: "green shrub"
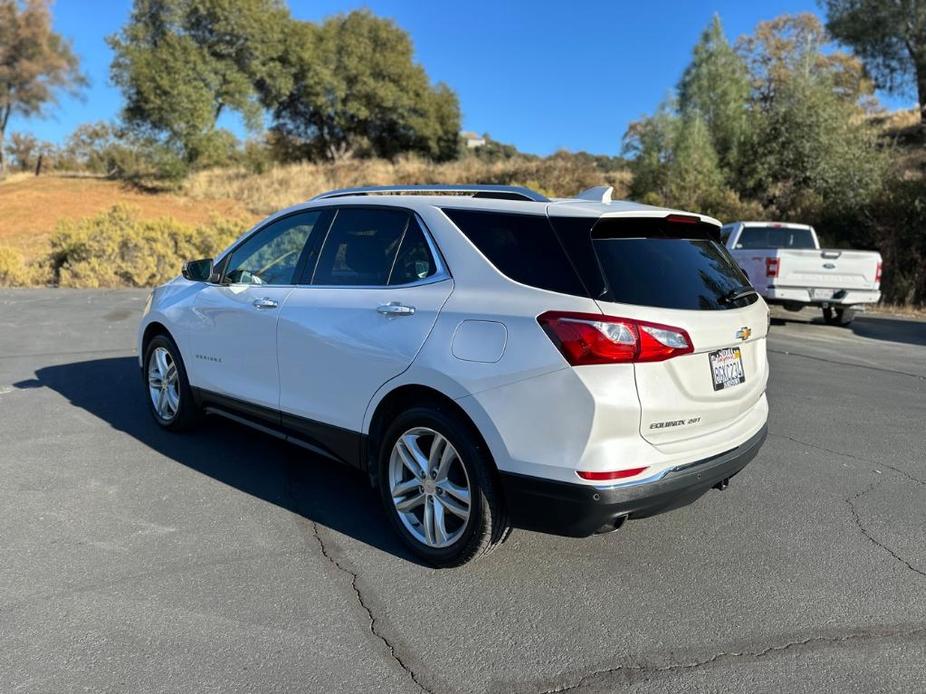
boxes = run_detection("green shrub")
[48,205,246,288]
[0,247,38,286]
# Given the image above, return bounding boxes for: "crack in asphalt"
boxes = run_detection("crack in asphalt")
[536,626,926,693]
[845,479,926,580]
[307,520,432,694]
[771,432,926,486]
[773,432,926,581]
[768,348,925,380]
[283,459,430,693]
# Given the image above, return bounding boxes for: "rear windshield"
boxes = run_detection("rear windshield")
[443,209,755,310]
[551,217,758,310]
[736,226,815,249]
[558,217,757,310]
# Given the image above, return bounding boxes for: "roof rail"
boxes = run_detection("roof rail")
[310,184,549,203]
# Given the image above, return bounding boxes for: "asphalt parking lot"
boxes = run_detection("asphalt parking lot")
[1,289,924,693]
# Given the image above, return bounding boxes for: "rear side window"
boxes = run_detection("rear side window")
[389,216,438,285]
[736,226,815,249]
[312,208,408,286]
[590,218,754,310]
[442,209,587,297]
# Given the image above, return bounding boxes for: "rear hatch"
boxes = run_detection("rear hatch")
[551,214,769,448]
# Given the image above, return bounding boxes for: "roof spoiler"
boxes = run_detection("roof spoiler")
[574,186,614,204]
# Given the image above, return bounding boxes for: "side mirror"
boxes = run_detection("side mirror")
[182,258,214,282]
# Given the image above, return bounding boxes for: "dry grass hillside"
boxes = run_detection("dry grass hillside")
[0,155,631,259]
[871,108,926,180]
[183,155,632,215]
[0,174,256,261]
[0,154,630,288]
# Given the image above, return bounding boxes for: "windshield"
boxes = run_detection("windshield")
[736,226,816,249]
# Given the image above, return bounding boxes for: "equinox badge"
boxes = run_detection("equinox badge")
[736,326,751,341]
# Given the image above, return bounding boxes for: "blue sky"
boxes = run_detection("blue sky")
[14,0,915,156]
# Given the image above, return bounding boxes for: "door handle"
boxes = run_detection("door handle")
[376,302,415,316]
[252,297,279,310]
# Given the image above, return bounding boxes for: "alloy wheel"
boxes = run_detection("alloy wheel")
[388,427,472,549]
[147,346,180,422]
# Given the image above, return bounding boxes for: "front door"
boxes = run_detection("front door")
[186,209,332,413]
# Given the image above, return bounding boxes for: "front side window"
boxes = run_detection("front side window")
[224,211,324,285]
[312,208,410,286]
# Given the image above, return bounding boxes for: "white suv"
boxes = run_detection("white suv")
[138,184,769,567]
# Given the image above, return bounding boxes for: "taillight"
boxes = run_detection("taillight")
[537,311,694,365]
[875,261,882,284]
[577,466,648,481]
[766,257,780,278]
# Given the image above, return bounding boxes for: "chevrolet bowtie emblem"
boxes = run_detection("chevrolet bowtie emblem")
[736,327,752,341]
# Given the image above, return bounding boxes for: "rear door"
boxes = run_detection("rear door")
[554,215,769,447]
[276,206,452,459]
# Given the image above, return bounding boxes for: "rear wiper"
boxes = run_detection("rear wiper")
[720,285,758,304]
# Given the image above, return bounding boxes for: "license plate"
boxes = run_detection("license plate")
[810,288,835,300]
[709,347,746,391]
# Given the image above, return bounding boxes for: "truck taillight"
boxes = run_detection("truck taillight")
[875,261,882,284]
[537,311,694,365]
[766,257,780,278]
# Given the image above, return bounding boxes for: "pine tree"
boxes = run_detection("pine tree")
[678,16,750,175]
[667,114,725,211]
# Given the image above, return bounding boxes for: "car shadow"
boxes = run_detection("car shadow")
[14,356,427,567]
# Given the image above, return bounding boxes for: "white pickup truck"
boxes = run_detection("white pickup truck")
[721,221,882,326]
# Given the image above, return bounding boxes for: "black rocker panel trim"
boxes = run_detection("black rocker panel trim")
[191,387,365,469]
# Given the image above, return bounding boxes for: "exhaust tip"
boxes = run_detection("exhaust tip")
[594,514,628,534]
[713,478,730,491]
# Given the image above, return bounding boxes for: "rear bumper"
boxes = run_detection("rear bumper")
[764,286,880,306]
[499,424,768,537]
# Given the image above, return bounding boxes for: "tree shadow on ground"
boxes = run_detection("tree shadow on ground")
[770,310,926,348]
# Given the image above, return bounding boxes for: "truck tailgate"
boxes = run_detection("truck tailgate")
[771,249,880,290]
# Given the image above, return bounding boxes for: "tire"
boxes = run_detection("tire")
[823,306,856,326]
[378,405,509,568]
[142,334,200,431]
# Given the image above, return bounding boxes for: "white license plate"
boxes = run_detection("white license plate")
[709,347,746,391]
[810,288,835,300]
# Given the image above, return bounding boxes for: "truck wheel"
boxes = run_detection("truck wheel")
[823,307,856,326]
